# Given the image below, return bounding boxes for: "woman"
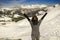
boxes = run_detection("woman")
[23,13,47,40]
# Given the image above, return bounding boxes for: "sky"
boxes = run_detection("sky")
[0,0,60,6]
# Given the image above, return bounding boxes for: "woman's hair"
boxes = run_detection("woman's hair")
[31,15,38,25]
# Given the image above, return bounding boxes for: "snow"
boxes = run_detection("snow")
[40,6,60,40]
[20,4,47,9]
[0,5,60,40]
[38,11,46,15]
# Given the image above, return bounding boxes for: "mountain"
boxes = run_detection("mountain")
[0,4,60,40]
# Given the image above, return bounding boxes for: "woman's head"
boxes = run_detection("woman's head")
[31,15,38,25]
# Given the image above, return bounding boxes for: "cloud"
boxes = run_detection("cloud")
[0,0,27,6]
[11,0,26,2]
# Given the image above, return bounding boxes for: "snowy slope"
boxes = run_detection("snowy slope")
[40,6,60,40]
[0,6,60,40]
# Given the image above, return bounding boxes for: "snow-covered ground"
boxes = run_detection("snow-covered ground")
[0,5,60,40]
[40,5,60,40]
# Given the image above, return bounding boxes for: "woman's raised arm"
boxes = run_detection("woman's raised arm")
[23,14,30,21]
[38,13,47,25]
